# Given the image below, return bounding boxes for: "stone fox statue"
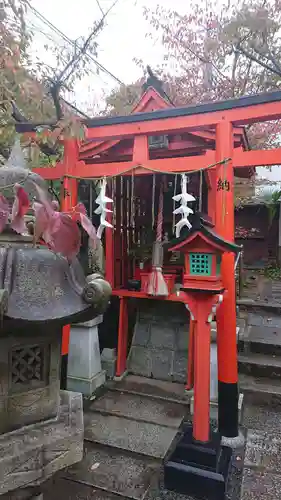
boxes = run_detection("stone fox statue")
[79,226,105,277]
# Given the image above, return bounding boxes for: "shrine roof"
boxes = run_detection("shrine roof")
[15,89,281,133]
[167,213,242,253]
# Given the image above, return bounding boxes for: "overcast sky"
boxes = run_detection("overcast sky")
[28,0,184,110]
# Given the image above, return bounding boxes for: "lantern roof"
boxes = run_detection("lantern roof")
[167,213,242,254]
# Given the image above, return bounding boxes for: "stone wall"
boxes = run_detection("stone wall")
[127,300,190,383]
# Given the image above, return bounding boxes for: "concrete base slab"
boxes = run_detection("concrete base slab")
[44,478,123,500]
[89,390,187,428]
[64,442,159,500]
[67,370,106,397]
[108,375,189,405]
[84,411,179,458]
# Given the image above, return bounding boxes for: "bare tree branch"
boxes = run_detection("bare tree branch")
[55,0,120,85]
[44,0,120,122]
[235,43,281,77]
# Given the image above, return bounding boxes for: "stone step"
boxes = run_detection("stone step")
[239,353,281,379]
[63,442,160,500]
[247,312,281,329]
[84,411,180,459]
[89,390,187,428]
[106,375,190,406]
[239,373,281,401]
[237,299,281,314]
[239,352,281,368]
[238,324,281,356]
[45,477,128,500]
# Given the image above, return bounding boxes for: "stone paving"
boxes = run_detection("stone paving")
[44,377,248,500]
[241,396,281,500]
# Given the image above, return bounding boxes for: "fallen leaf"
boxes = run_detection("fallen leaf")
[90,462,100,471]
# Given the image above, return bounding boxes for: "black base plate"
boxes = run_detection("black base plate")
[164,426,232,500]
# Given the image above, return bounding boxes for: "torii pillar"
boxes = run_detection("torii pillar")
[61,138,79,389]
[215,121,239,438]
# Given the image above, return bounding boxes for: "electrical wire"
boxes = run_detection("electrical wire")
[95,0,105,15]
[26,1,124,86]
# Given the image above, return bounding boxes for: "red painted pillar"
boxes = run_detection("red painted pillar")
[207,169,217,224]
[116,297,128,377]
[193,299,211,443]
[215,121,239,437]
[186,318,194,391]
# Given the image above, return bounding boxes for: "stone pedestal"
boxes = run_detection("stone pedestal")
[0,391,83,498]
[67,316,106,396]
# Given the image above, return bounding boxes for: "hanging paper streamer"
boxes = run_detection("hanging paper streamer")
[173,173,195,238]
[5,137,28,170]
[94,177,113,239]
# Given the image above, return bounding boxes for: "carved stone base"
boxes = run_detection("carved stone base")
[0,391,84,497]
[67,316,105,396]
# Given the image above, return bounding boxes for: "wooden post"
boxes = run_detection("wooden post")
[215,121,239,438]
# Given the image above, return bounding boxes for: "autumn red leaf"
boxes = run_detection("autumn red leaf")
[70,202,97,246]
[47,213,81,261]
[33,185,85,260]
[10,184,29,234]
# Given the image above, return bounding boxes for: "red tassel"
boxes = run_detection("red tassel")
[147,266,169,296]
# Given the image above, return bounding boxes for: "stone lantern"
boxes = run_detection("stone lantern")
[0,167,111,499]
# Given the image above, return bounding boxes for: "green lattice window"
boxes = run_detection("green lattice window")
[189,253,212,276]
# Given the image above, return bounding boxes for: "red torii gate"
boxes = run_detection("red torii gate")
[17,89,281,440]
